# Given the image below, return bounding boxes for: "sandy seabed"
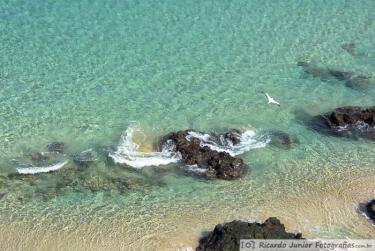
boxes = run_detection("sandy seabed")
[0,167,374,251]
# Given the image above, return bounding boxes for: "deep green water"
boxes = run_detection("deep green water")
[0,0,375,250]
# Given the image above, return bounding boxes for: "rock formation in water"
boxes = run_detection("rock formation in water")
[28,152,50,165]
[308,106,375,140]
[222,129,242,145]
[341,42,356,56]
[359,199,375,225]
[162,130,247,180]
[72,149,96,168]
[196,217,303,251]
[297,61,371,89]
[46,142,65,154]
[267,130,300,149]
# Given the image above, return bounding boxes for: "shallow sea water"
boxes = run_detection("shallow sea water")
[0,0,375,250]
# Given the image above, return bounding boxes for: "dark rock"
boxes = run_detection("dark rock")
[301,65,331,80]
[222,129,242,145]
[345,75,371,88]
[308,106,375,140]
[341,43,356,56]
[46,142,65,154]
[328,69,354,81]
[197,217,303,251]
[296,60,310,67]
[297,61,371,88]
[29,152,49,163]
[163,130,247,180]
[23,151,51,166]
[359,199,375,225]
[268,130,299,149]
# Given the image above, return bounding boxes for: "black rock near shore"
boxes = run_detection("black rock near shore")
[162,130,247,180]
[222,129,242,145]
[196,217,303,251]
[359,199,375,225]
[308,106,375,140]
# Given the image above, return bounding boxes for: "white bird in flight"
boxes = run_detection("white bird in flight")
[261,92,280,107]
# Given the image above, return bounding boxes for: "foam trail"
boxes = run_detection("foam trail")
[16,160,68,174]
[185,164,207,174]
[186,131,211,142]
[187,130,269,156]
[109,126,181,169]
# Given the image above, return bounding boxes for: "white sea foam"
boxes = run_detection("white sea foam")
[185,164,207,174]
[186,131,211,142]
[16,160,68,174]
[186,130,269,156]
[109,126,181,169]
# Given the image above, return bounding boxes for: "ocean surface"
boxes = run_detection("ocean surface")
[0,0,374,250]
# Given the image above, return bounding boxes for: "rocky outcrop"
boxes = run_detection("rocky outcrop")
[359,199,375,225]
[197,217,303,251]
[163,130,247,180]
[308,106,375,140]
[222,129,242,145]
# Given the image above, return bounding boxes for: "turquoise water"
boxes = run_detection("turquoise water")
[0,0,375,250]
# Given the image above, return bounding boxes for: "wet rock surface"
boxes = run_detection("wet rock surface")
[308,106,375,140]
[221,129,242,145]
[163,130,247,180]
[359,199,375,225]
[196,217,303,251]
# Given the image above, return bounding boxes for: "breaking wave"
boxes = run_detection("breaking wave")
[109,126,181,169]
[16,160,69,174]
[185,164,207,174]
[109,126,268,169]
[186,130,269,156]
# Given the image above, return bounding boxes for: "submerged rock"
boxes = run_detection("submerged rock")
[72,149,96,168]
[196,217,303,251]
[163,130,247,180]
[328,69,354,81]
[297,61,371,88]
[359,199,375,225]
[341,42,356,56]
[346,75,371,88]
[268,130,299,149]
[46,142,65,154]
[308,106,375,140]
[29,152,49,163]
